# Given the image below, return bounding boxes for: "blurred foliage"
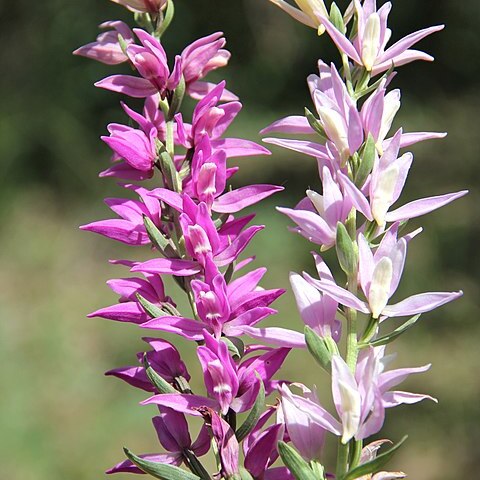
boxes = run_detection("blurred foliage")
[0,1,479,479]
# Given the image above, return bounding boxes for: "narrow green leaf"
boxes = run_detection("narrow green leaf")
[360,315,421,348]
[156,0,175,38]
[136,293,168,319]
[330,3,346,34]
[224,261,235,284]
[182,449,211,480]
[124,447,200,480]
[341,436,408,480]
[336,222,358,277]
[355,134,376,188]
[143,215,170,253]
[305,326,333,373]
[304,108,327,140]
[355,64,395,100]
[214,213,230,229]
[236,380,265,442]
[169,75,186,119]
[160,150,182,192]
[117,34,129,56]
[222,336,245,361]
[238,467,255,480]
[277,442,317,480]
[142,354,177,393]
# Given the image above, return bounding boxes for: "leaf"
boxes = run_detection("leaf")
[355,134,376,188]
[136,293,168,319]
[169,75,186,120]
[341,436,408,480]
[143,215,171,254]
[159,150,182,192]
[235,379,265,442]
[222,336,245,361]
[304,108,327,140]
[359,315,421,348]
[305,326,333,373]
[239,467,255,480]
[277,442,317,480]
[182,449,211,480]
[336,222,358,277]
[330,2,346,34]
[214,213,230,229]
[156,0,175,38]
[142,354,177,394]
[124,447,200,480]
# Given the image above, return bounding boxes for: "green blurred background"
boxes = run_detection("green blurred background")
[0,0,478,478]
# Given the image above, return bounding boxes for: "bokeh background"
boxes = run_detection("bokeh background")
[1,0,479,478]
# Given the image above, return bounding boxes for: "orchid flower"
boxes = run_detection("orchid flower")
[279,383,327,461]
[320,1,444,75]
[107,408,210,474]
[80,184,161,246]
[289,348,435,444]
[306,228,463,320]
[73,21,134,65]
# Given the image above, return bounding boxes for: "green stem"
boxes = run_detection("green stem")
[349,439,363,470]
[341,53,355,97]
[345,210,359,372]
[336,439,350,479]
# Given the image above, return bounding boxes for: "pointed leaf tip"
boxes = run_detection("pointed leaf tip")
[278,441,318,480]
[123,447,201,480]
[341,436,408,480]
